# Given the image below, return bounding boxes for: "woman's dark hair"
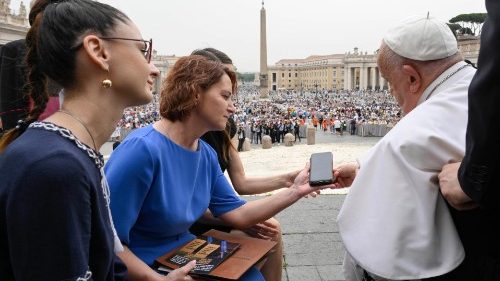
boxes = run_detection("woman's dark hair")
[190,49,221,63]
[190,48,235,165]
[202,48,233,65]
[0,0,129,153]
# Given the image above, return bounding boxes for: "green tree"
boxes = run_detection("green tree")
[449,13,487,36]
[460,27,474,35]
[447,23,462,37]
[236,72,256,83]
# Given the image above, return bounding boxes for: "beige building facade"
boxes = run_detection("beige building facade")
[150,52,181,94]
[0,0,29,45]
[268,55,346,92]
[457,35,480,65]
[269,34,480,92]
[343,48,387,91]
[268,48,386,92]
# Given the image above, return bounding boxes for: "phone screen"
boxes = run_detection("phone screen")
[309,152,334,186]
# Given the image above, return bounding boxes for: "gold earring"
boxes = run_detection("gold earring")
[102,69,112,88]
[102,79,112,88]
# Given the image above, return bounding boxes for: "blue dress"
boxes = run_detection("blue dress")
[106,125,264,281]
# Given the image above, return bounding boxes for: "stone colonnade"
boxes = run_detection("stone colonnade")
[343,65,388,91]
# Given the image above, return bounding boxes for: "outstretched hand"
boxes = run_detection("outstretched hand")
[333,162,358,188]
[284,169,320,198]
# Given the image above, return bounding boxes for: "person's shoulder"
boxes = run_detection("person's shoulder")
[2,145,86,175]
[199,138,218,158]
[382,101,465,153]
[120,125,162,149]
[1,135,94,196]
[0,39,25,57]
[31,131,92,171]
[125,125,155,139]
[112,127,161,161]
[3,128,86,162]
[28,148,91,180]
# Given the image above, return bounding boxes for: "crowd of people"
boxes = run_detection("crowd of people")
[114,83,402,143]
[111,98,159,141]
[235,85,401,127]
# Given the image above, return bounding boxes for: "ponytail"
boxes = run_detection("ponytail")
[25,10,49,124]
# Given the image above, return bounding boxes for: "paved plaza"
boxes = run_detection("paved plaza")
[247,195,346,281]
[236,131,380,195]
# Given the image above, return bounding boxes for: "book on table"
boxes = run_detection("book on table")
[155,229,277,280]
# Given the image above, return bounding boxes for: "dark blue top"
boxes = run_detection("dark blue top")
[0,125,125,281]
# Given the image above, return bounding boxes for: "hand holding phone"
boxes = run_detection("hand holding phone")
[309,152,335,186]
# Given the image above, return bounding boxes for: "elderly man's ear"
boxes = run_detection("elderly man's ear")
[402,64,422,94]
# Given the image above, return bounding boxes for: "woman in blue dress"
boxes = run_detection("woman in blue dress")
[105,55,334,281]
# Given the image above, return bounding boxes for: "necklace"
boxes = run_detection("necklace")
[58,109,98,152]
[425,64,471,101]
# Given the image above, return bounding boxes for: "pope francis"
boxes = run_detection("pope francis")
[335,15,476,281]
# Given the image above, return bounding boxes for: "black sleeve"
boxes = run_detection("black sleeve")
[6,154,95,280]
[458,0,500,210]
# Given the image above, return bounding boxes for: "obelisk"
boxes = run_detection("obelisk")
[259,0,269,98]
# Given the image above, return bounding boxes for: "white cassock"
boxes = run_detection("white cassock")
[337,62,476,280]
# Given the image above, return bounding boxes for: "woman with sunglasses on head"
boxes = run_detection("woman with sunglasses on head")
[105,55,334,281]
[0,0,194,280]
